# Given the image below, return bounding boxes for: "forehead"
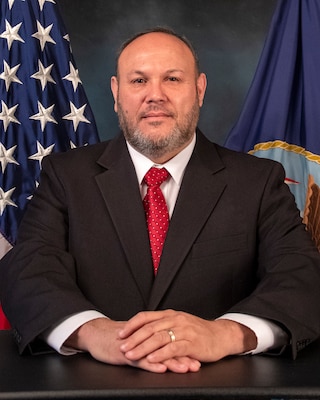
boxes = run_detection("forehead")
[117,32,196,73]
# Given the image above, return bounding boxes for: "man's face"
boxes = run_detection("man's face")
[111,32,207,163]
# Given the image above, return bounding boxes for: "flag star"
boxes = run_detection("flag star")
[63,34,73,52]
[38,0,56,11]
[0,60,23,91]
[0,143,19,173]
[29,141,55,167]
[27,181,39,200]
[0,187,17,216]
[0,100,20,132]
[63,61,82,92]
[0,20,25,50]
[30,101,57,132]
[70,140,88,149]
[63,102,90,131]
[32,21,56,51]
[31,60,56,90]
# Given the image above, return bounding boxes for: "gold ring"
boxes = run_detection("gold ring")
[167,329,176,342]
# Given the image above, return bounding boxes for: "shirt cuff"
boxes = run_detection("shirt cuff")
[216,313,289,354]
[42,310,108,355]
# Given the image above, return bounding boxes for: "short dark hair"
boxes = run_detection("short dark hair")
[115,27,200,76]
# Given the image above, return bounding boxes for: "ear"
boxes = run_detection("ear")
[196,73,207,107]
[110,76,119,113]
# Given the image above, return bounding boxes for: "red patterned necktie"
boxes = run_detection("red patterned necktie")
[143,167,170,274]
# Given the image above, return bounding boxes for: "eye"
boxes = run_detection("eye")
[132,78,146,84]
[166,76,180,82]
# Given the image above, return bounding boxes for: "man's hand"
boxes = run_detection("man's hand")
[64,310,257,374]
[64,317,198,373]
[118,310,257,366]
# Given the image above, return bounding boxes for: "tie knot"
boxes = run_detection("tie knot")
[144,167,170,187]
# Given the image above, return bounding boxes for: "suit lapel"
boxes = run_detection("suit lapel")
[95,135,154,306]
[94,132,227,310]
[148,132,227,310]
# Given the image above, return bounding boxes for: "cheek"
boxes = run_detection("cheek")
[175,96,198,117]
[119,92,142,115]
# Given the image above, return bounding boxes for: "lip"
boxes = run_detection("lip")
[142,112,171,118]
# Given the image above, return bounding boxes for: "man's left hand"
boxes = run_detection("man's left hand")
[118,309,257,372]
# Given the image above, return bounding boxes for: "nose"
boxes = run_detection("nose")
[145,80,167,103]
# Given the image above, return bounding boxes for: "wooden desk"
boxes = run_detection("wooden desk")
[1,330,320,399]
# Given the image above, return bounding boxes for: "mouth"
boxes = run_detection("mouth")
[142,112,172,119]
[140,108,174,123]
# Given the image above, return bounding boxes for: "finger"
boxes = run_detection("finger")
[120,319,177,353]
[129,358,168,374]
[163,357,201,373]
[122,329,172,360]
[146,337,189,363]
[119,310,173,339]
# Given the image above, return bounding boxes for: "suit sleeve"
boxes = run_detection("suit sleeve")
[228,161,320,358]
[0,155,97,354]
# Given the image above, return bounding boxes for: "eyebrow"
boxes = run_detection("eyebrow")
[128,69,185,75]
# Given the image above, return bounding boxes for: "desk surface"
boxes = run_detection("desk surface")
[1,330,320,400]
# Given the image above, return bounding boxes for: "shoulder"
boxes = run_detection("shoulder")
[218,143,284,170]
[43,141,110,166]
[197,130,285,178]
[40,139,117,180]
[217,144,287,189]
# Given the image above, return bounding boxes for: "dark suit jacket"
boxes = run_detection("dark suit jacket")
[1,130,320,357]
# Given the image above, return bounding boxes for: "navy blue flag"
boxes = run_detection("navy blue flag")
[0,0,100,328]
[224,0,320,216]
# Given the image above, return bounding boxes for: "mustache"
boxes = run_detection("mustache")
[139,105,175,119]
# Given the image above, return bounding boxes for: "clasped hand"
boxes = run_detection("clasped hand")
[67,309,256,373]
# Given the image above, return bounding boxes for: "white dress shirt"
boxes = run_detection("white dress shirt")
[43,134,288,355]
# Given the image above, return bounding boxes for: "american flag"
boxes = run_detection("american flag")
[0,0,100,328]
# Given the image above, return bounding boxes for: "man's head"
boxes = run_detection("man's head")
[114,27,201,77]
[111,27,207,163]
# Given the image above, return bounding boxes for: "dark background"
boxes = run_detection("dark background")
[58,0,277,144]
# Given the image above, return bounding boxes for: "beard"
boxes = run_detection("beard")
[117,100,200,161]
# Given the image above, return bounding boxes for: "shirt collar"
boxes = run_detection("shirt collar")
[126,133,196,186]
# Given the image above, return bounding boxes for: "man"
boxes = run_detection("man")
[1,27,320,374]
